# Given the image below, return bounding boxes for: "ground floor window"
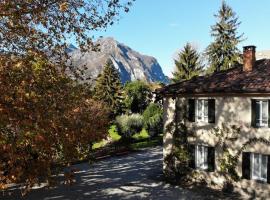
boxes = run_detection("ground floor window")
[251,153,268,182]
[195,145,208,170]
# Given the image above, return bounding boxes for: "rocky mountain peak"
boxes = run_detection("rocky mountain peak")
[69,37,169,84]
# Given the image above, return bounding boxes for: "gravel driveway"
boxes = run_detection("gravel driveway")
[1,146,238,200]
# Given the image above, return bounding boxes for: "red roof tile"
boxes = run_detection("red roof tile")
[158,59,270,95]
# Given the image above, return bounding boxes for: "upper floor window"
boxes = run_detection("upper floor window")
[188,99,215,123]
[197,99,208,122]
[252,100,269,128]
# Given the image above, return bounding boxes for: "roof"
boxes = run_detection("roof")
[158,59,270,96]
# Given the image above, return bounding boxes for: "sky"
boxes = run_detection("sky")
[94,0,270,76]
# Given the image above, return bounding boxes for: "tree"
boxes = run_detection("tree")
[143,103,163,137]
[0,0,133,59]
[124,80,152,114]
[172,43,203,83]
[0,56,110,192]
[206,1,244,72]
[0,0,133,194]
[94,59,124,116]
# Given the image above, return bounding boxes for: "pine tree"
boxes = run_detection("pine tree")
[94,59,124,116]
[206,1,244,72]
[172,43,203,83]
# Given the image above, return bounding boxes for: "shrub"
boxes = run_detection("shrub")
[115,114,144,140]
[143,103,163,137]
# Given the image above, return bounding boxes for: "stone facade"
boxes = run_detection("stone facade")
[163,94,270,199]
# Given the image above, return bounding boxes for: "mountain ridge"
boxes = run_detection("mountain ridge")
[68,37,169,84]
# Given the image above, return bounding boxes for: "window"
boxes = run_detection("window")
[196,99,208,122]
[195,145,208,170]
[251,153,268,182]
[252,100,269,128]
[188,98,215,123]
[255,100,268,127]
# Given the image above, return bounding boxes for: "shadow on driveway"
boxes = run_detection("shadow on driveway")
[1,146,239,200]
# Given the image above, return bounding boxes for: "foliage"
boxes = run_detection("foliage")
[143,103,163,137]
[92,125,122,149]
[132,129,149,140]
[164,120,193,181]
[164,146,191,178]
[0,0,133,59]
[212,124,241,182]
[130,136,162,150]
[206,0,244,72]
[115,114,144,140]
[172,43,204,83]
[124,80,152,114]
[0,56,110,192]
[108,125,122,142]
[94,59,124,116]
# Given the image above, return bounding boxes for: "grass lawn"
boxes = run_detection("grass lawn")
[93,127,150,150]
[130,136,162,150]
[92,125,121,149]
[132,128,149,140]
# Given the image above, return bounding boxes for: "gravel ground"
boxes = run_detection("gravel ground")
[1,146,241,200]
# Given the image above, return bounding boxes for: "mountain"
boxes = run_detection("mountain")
[68,37,169,84]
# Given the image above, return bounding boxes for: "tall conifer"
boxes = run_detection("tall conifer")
[94,59,124,116]
[206,1,244,72]
[172,43,203,83]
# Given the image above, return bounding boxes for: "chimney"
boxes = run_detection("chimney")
[243,45,256,72]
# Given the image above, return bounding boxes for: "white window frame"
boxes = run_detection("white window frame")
[196,99,208,122]
[255,100,268,127]
[251,153,268,182]
[195,145,208,170]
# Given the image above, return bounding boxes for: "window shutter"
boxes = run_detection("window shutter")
[268,101,270,128]
[188,99,195,122]
[188,144,195,169]
[267,155,270,184]
[242,152,251,180]
[207,147,215,172]
[251,100,257,128]
[208,99,215,123]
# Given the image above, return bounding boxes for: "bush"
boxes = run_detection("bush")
[143,103,163,137]
[115,114,144,140]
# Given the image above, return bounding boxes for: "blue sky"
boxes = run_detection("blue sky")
[94,0,270,76]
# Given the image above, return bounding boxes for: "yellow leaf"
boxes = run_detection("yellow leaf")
[59,2,69,12]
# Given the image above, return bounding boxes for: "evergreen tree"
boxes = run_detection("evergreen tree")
[172,43,203,83]
[94,59,124,116]
[206,1,244,72]
[124,80,152,114]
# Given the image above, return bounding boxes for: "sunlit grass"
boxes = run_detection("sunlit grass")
[92,125,121,149]
[92,126,159,150]
[132,128,149,140]
[108,125,121,141]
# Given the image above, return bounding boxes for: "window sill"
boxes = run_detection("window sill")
[195,121,212,126]
[252,126,269,129]
[195,166,208,171]
[251,178,268,184]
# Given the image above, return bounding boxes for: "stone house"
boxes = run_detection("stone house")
[159,46,270,198]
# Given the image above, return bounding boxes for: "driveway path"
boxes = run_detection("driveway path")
[1,146,236,200]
